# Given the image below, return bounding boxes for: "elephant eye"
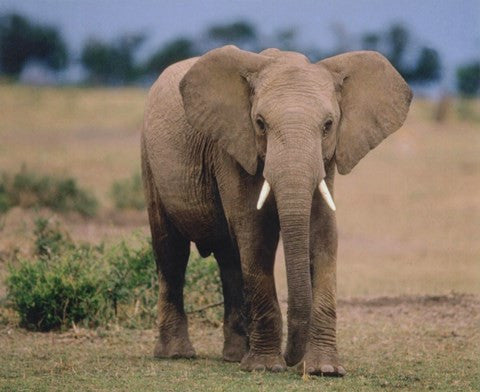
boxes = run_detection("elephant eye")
[322,119,333,138]
[256,116,266,134]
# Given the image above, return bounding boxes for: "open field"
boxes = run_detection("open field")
[0,85,479,390]
[1,85,478,296]
[1,294,478,391]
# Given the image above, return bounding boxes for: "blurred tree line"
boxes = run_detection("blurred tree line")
[0,13,67,75]
[361,24,441,84]
[0,12,478,96]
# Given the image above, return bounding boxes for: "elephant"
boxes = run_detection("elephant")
[141,45,412,376]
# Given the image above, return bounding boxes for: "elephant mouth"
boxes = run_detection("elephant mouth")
[256,178,336,211]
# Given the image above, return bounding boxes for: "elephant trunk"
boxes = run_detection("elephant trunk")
[275,181,313,366]
[263,135,325,366]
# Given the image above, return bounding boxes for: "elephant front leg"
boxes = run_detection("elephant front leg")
[236,228,286,372]
[300,251,345,377]
[300,189,345,377]
[240,271,285,372]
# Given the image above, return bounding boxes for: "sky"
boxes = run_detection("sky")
[0,0,479,90]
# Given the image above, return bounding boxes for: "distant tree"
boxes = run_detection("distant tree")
[207,20,257,45]
[0,13,68,76]
[81,40,115,83]
[204,20,258,51]
[456,61,480,96]
[271,28,323,62]
[80,33,144,84]
[410,47,441,83]
[360,23,442,85]
[386,23,409,74]
[274,28,298,51]
[145,37,196,76]
[330,22,351,54]
[361,32,380,51]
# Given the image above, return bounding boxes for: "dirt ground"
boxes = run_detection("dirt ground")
[0,86,479,390]
[1,293,478,391]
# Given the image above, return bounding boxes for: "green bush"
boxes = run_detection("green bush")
[185,254,223,326]
[7,247,107,331]
[0,182,10,213]
[110,173,145,210]
[6,219,223,331]
[103,238,158,327]
[33,217,74,258]
[6,218,105,330]
[0,167,98,216]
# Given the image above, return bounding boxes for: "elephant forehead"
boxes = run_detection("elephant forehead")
[260,48,310,64]
[256,64,335,98]
[253,65,337,117]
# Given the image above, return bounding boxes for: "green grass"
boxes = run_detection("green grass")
[1,294,478,391]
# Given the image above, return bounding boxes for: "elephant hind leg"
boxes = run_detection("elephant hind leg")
[142,152,195,359]
[150,209,194,359]
[214,244,248,362]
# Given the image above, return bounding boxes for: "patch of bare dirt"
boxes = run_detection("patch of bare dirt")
[339,292,479,308]
[338,293,480,330]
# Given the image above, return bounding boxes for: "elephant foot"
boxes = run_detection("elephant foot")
[153,337,196,359]
[297,350,346,377]
[240,352,286,372]
[223,332,248,362]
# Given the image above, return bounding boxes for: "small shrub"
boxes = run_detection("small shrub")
[103,238,158,327]
[5,220,224,330]
[0,167,98,216]
[6,218,104,330]
[6,248,107,331]
[33,217,74,258]
[50,177,98,216]
[0,180,10,213]
[185,254,223,326]
[110,173,145,210]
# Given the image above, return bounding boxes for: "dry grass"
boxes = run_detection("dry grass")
[1,294,478,391]
[0,84,479,390]
[0,85,145,207]
[334,102,480,296]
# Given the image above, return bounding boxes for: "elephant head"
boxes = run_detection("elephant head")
[180,45,412,365]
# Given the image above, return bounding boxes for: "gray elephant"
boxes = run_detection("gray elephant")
[141,45,412,376]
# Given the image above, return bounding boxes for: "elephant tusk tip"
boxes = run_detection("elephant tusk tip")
[319,179,336,211]
[256,180,271,210]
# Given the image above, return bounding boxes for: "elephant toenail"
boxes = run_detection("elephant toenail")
[337,366,346,376]
[320,364,335,374]
[306,367,315,374]
[253,364,266,372]
[271,364,285,372]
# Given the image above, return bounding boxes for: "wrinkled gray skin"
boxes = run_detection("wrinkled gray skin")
[141,46,412,376]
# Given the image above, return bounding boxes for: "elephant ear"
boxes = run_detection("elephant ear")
[180,45,270,175]
[318,51,413,175]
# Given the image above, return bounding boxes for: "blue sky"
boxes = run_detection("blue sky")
[1,0,478,89]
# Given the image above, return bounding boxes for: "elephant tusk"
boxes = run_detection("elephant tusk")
[256,180,271,210]
[319,179,336,211]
